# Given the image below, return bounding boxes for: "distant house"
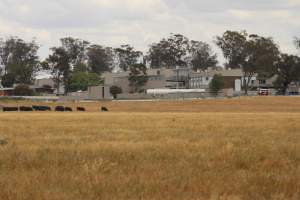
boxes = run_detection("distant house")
[88,85,112,100]
[102,68,174,94]
[189,68,244,90]
[30,86,55,95]
[287,81,300,95]
[102,67,245,94]
[34,78,65,95]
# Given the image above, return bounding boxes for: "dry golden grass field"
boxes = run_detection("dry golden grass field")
[0,97,300,200]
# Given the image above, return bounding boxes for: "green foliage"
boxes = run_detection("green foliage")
[209,74,224,97]
[0,36,39,85]
[60,37,90,66]
[147,34,217,70]
[43,47,71,95]
[110,85,123,99]
[147,34,190,69]
[69,72,103,92]
[87,45,114,74]
[128,63,148,93]
[274,54,300,95]
[1,73,15,87]
[115,45,143,71]
[215,30,280,94]
[73,62,88,73]
[189,40,218,71]
[13,84,34,96]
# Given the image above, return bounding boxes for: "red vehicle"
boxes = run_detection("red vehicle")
[258,89,269,96]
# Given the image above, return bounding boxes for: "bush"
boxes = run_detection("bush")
[209,74,224,97]
[69,72,103,92]
[13,85,34,96]
[110,86,122,99]
[1,73,15,87]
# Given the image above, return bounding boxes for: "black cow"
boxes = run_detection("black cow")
[77,107,86,111]
[101,106,109,112]
[55,106,65,112]
[65,107,73,112]
[2,107,18,112]
[19,106,34,112]
[32,105,51,111]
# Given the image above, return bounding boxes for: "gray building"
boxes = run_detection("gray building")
[88,85,112,100]
[102,67,246,93]
[34,78,65,95]
[102,68,174,94]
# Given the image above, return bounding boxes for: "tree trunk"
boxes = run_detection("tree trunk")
[56,81,60,96]
[244,73,254,96]
[243,76,248,95]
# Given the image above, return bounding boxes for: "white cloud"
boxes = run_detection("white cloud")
[0,0,299,62]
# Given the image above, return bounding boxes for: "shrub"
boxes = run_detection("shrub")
[110,86,122,99]
[209,74,224,97]
[13,85,34,96]
[1,73,15,87]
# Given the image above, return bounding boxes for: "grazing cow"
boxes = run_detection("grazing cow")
[32,105,51,111]
[101,106,109,112]
[19,106,34,112]
[65,107,73,112]
[55,106,65,112]
[77,107,86,111]
[2,107,18,112]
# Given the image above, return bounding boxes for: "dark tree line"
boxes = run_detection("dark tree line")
[0,32,300,95]
[215,31,281,94]
[146,33,218,70]
[0,37,39,87]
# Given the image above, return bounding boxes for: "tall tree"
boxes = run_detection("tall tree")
[188,40,218,71]
[274,54,300,94]
[215,31,248,69]
[60,37,90,67]
[115,45,142,71]
[43,47,71,95]
[147,34,217,70]
[128,63,148,93]
[87,45,114,74]
[0,37,39,85]
[215,30,280,94]
[147,34,189,69]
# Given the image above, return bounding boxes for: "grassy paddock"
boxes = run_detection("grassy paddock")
[1,96,300,113]
[0,97,300,200]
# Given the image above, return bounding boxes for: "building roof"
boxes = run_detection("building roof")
[190,69,243,78]
[0,88,14,91]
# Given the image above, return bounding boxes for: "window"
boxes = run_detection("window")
[259,80,266,85]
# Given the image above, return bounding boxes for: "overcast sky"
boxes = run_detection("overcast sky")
[0,0,300,64]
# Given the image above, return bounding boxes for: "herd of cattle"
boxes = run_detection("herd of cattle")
[1,105,109,112]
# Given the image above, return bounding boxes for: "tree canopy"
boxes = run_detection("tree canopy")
[274,54,300,94]
[87,45,114,74]
[147,34,217,70]
[43,47,71,95]
[115,45,142,72]
[128,63,148,93]
[0,37,39,86]
[216,30,280,94]
[69,72,103,92]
